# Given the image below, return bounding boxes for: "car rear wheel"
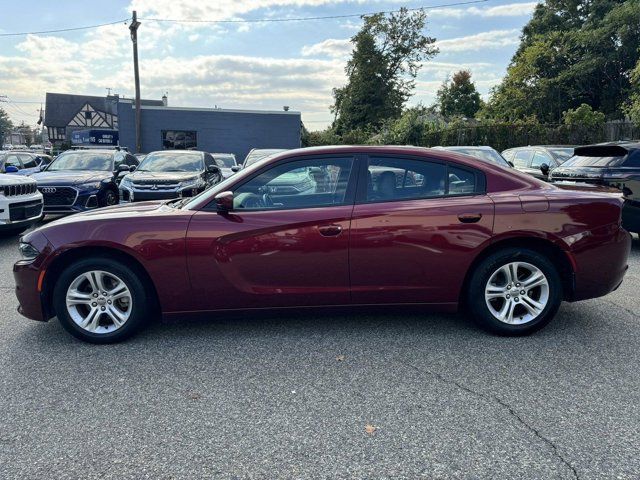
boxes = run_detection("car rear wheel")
[467,248,562,335]
[52,258,150,343]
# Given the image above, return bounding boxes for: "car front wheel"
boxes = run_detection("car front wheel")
[52,258,150,343]
[467,248,563,335]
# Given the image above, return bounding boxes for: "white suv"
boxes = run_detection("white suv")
[0,174,43,236]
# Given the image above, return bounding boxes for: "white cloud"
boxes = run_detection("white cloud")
[435,29,520,53]
[430,1,538,18]
[301,38,352,58]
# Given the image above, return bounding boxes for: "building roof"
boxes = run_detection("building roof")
[44,92,164,127]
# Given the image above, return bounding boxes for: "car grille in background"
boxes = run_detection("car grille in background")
[39,186,77,206]
[9,200,43,221]
[3,183,37,196]
[132,180,180,190]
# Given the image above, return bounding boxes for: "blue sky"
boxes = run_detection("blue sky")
[0,0,537,130]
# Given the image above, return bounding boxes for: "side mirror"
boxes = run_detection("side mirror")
[130,165,137,172]
[540,163,550,176]
[116,164,131,173]
[231,165,241,172]
[214,191,234,212]
[4,165,19,173]
[207,164,221,175]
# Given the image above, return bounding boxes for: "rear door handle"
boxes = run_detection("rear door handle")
[458,213,482,223]
[318,224,343,237]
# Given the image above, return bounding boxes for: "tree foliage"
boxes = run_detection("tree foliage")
[435,70,483,118]
[562,103,606,127]
[332,7,438,133]
[623,60,640,126]
[484,0,640,122]
[0,108,13,145]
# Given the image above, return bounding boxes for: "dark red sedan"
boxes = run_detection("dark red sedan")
[14,146,631,343]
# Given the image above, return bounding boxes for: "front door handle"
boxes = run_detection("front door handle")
[318,224,343,237]
[458,213,482,224]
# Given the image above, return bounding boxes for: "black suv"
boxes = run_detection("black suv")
[502,146,575,180]
[549,142,640,235]
[119,150,222,202]
[30,149,138,214]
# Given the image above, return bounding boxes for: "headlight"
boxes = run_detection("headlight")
[19,242,40,261]
[78,182,102,190]
[179,178,203,189]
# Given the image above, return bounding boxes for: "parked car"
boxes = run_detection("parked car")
[14,146,630,343]
[549,142,640,235]
[433,146,512,168]
[0,151,52,175]
[30,149,139,214]
[241,148,287,169]
[120,150,222,202]
[502,146,575,180]
[211,153,238,179]
[0,174,43,236]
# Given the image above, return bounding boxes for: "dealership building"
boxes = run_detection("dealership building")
[44,92,302,160]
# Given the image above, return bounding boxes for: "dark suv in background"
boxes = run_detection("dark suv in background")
[502,146,575,180]
[549,142,640,234]
[30,149,138,214]
[119,150,222,202]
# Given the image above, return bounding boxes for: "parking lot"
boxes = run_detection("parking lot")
[0,229,638,479]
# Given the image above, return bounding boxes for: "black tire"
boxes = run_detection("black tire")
[52,257,151,343]
[466,247,563,336]
[101,189,119,207]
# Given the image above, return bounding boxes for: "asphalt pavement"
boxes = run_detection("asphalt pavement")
[1,228,639,479]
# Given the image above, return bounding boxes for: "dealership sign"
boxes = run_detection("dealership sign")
[71,129,119,146]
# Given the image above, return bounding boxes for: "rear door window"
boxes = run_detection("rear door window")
[512,150,533,167]
[530,152,552,168]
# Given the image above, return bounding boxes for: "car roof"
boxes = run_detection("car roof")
[435,145,496,151]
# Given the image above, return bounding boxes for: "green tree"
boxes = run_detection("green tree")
[435,70,483,118]
[332,7,438,133]
[623,60,640,126]
[562,103,606,127]
[0,107,13,145]
[484,0,640,122]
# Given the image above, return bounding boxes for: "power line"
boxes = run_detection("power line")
[140,0,489,24]
[0,18,128,37]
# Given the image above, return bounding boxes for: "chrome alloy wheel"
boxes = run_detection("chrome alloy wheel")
[484,262,550,325]
[66,270,132,334]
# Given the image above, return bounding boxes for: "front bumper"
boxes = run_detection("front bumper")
[0,193,43,229]
[41,187,101,214]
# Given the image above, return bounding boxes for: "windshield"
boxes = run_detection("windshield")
[213,155,236,168]
[47,151,113,171]
[244,149,285,167]
[138,151,204,172]
[447,147,510,167]
[549,148,574,162]
[561,155,626,168]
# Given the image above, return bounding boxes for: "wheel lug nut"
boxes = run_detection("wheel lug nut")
[506,294,510,298]
[520,290,525,295]
[92,302,97,306]
[107,300,112,304]
[93,293,98,297]
[101,306,106,311]
[514,297,519,302]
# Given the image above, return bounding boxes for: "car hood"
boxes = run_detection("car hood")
[126,171,201,182]
[0,173,36,185]
[30,170,111,185]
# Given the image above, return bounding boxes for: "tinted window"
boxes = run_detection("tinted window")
[512,150,533,167]
[549,148,574,162]
[530,152,552,168]
[243,149,286,167]
[125,154,139,166]
[162,130,197,150]
[447,148,510,167]
[48,151,113,171]
[138,151,204,172]
[213,155,236,168]
[502,150,515,161]
[366,157,446,202]
[562,155,626,168]
[448,166,478,195]
[233,157,353,210]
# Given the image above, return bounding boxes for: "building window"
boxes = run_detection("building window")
[162,130,197,150]
[85,111,92,120]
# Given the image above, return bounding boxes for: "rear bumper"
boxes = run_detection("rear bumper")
[567,223,631,301]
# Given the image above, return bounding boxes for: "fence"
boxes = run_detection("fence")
[420,121,639,151]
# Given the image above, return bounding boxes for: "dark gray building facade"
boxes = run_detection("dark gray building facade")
[44,93,301,161]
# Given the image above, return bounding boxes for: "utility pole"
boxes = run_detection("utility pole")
[129,11,142,153]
